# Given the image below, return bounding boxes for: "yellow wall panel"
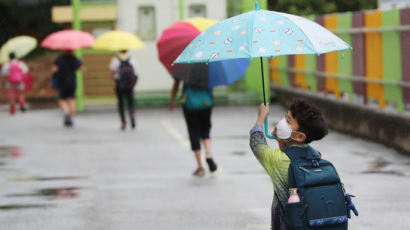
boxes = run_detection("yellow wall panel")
[365,10,385,108]
[294,54,307,90]
[271,58,280,85]
[324,13,340,98]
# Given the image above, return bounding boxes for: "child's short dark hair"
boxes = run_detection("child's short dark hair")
[289,99,328,143]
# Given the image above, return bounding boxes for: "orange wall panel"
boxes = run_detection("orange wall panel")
[365,10,385,108]
[271,58,280,85]
[294,54,307,90]
[324,13,340,98]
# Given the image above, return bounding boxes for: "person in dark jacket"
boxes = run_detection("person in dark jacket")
[52,50,81,127]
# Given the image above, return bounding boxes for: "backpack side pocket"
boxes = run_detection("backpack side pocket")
[286,202,308,229]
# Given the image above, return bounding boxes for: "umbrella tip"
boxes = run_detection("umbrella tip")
[255,1,260,10]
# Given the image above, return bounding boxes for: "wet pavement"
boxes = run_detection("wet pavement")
[0,105,409,230]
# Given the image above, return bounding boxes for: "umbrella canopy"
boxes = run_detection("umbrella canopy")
[173,2,351,139]
[173,58,250,88]
[92,30,145,51]
[172,58,250,88]
[41,30,95,50]
[173,3,350,64]
[158,17,250,88]
[157,17,218,73]
[0,36,37,64]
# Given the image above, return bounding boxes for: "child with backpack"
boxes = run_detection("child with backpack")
[109,50,138,130]
[1,52,28,115]
[250,99,358,230]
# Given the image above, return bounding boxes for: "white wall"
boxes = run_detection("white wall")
[117,0,226,92]
[379,0,410,10]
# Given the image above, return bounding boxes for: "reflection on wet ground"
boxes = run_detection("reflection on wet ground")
[0,145,23,158]
[362,157,406,176]
[368,157,391,171]
[7,187,85,200]
[362,170,405,176]
[11,176,87,182]
[232,151,247,156]
[213,135,249,140]
[0,204,53,211]
[229,170,265,175]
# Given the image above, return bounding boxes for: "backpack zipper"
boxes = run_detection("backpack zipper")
[298,163,332,173]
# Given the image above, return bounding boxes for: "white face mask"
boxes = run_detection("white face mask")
[276,118,293,139]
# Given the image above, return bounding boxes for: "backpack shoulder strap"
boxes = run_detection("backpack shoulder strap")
[282,145,320,162]
[282,146,321,188]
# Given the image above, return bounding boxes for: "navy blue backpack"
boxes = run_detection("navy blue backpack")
[282,146,358,230]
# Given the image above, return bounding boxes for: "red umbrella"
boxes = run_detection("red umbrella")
[157,18,217,73]
[41,30,95,50]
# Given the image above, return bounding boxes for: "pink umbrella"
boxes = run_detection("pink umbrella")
[41,30,95,50]
[157,22,203,73]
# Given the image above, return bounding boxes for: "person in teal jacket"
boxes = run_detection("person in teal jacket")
[249,99,328,230]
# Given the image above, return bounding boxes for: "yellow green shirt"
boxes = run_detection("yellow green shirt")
[249,124,290,230]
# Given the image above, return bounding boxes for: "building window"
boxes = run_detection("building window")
[137,6,156,41]
[189,4,206,18]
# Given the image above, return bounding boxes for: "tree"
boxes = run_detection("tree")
[267,0,377,15]
[0,0,69,57]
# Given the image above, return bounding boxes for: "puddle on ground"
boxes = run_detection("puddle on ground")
[213,135,249,140]
[229,171,265,175]
[0,204,52,211]
[11,176,87,182]
[232,151,247,156]
[362,170,405,176]
[367,157,391,171]
[7,187,85,199]
[362,157,405,176]
[0,146,23,158]
[352,151,371,157]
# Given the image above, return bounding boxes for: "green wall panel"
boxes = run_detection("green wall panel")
[382,9,404,112]
[278,56,290,87]
[305,54,317,92]
[337,12,353,102]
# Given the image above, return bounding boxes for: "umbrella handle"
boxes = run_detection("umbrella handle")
[264,116,277,139]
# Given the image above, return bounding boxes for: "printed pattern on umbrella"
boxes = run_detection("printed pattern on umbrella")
[174,10,351,63]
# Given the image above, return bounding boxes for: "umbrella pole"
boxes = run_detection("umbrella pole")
[260,57,267,105]
[260,57,276,139]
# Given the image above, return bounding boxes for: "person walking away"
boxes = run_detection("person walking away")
[52,50,81,127]
[109,50,138,130]
[1,52,28,115]
[250,99,358,230]
[170,79,218,177]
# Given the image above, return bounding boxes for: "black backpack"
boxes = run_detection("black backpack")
[282,146,358,230]
[118,58,137,91]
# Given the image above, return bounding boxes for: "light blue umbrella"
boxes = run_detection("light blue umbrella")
[173,1,351,139]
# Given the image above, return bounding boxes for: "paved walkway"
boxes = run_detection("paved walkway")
[0,105,409,230]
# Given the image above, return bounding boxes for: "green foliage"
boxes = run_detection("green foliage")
[0,0,69,58]
[228,0,377,16]
[267,0,377,15]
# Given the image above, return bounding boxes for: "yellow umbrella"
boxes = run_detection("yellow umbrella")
[0,36,37,64]
[184,17,218,32]
[92,30,145,51]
